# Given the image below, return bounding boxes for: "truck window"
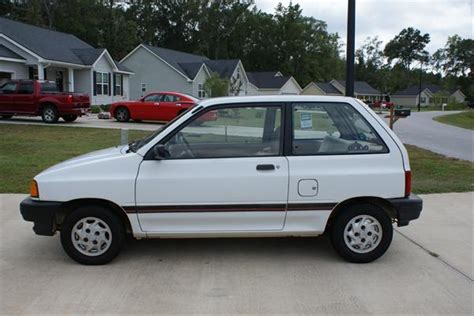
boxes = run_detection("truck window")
[18,82,34,94]
[40,82,58,92]
[0,82,17,94]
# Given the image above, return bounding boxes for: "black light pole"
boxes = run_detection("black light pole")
[345,0,355,97]
[417,62,422,112]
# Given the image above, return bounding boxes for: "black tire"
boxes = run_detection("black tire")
[41,104,59,123]
[62,114,78,122]
[1,115,13,119]
[60,206,124,265]
[115,107,130,122]
[330,203,393,263]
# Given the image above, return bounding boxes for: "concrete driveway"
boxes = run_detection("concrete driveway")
[391,111,473,161]
[0,193,472,314]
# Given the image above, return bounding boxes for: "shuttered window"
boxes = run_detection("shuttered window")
[95,72,109,95]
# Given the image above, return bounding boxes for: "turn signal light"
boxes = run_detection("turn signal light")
[30,180,39,198]
[404,171,411,197]
[66,94,73,103]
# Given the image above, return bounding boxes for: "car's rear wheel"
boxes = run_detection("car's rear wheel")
[1,115,13,119]
[330,203,393,263]
[62,114,78,122]
[60,206,124,265]
[41,104,59,123]
[115,107,130,122]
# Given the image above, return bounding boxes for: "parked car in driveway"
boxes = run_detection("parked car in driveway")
[109,91,212,122]
[0,80,90,123]
[20,95,422,265]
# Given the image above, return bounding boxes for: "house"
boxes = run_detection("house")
[120,44,249,99]
[246,71,302,95]
[392,84,466,107]
[0,17,133,105]
[302,79,382,101]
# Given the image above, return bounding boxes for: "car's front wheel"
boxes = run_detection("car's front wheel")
[60,206,124,265]
[114,107,130,122]
[330,203,393,263]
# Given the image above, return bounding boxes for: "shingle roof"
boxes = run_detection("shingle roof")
[393,84,445,96]
[178,62,204,79]
[71,48,104,65]
[205,59,240,78]
[0,17,95,65]
[335,80,381,95]
[0,44,25,60]
[116,62,132,73]
[314,82,342,95]
[143,44,208,79]
[247,71,290,89]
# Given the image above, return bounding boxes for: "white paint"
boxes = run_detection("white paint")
[67,68,74,92]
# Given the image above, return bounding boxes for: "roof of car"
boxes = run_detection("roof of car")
[198,95,356,108]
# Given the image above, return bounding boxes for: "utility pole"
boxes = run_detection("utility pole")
[345,0,356,97]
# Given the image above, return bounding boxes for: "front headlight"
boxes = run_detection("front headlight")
[30,180,39,198]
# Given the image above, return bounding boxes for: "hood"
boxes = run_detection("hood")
[37,146,127,177]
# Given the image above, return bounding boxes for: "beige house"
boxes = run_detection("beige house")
[246,71,301,95]
[391,84,466,107]
[302,79,381,101]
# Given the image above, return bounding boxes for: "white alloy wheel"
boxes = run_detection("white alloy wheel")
[344,214,383,254]
[71,217,112,256]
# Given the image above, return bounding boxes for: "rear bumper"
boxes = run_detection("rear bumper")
[20,197,62,236]
[388,194,423,227]
[60,106,90,116]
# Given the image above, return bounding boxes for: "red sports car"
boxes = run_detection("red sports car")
[110,91,205,122]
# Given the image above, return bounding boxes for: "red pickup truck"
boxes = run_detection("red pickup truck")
[0,80,90,123]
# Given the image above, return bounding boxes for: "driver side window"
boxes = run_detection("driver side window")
[143,94,160,102]
[162,105,282,159]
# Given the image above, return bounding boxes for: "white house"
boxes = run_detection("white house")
[246,71,302,95]
[120,44,249,99]
[0,17,133,105]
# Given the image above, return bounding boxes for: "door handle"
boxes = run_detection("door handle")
[154,102,160,106]
[256,164,275,171]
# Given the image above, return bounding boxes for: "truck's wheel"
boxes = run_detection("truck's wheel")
[41,105,59,123]
[60,206,124,265]
[115,107,130,122]
[62,114,78,122]
[1,115,13,119]
[330,203,393,263]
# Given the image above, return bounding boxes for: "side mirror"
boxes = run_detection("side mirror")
[153,144,169,160]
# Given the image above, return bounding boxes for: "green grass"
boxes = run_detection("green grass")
[420,102,469,112]
[407,144,473,194]
[0,125,472,194]
[433,111,474,130]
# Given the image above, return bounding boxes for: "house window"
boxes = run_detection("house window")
[141,83,147,93]
[420,97,426,103]
[114,74,122,96]
[95,72,109,95]
[198,83,205,98]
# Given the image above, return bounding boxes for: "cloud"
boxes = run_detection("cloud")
[254,0,473,53]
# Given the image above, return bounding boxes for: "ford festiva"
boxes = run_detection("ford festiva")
[0,80,90,123]
[109,91,216,123]
[20,96,422,265]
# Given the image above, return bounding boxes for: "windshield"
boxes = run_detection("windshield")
[127,107,194,153]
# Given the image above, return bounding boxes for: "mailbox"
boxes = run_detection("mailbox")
[394,108,411,117]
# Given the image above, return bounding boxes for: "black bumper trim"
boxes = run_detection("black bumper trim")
[388,194,423,227]
[20,197,62,236]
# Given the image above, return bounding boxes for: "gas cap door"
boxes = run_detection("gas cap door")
[298,179,318,197]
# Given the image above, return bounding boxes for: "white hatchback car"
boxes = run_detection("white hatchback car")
[21,96,422,265]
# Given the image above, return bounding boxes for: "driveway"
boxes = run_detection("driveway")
[0,193,472,314]
[390,111,473,161]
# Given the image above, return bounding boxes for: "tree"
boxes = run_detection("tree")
[384,27,431,68]
[355,36,384,89]
[432,35,474,77]
[203,72,229,97]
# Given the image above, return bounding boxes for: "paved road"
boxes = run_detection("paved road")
[0,193,472,314]
[390,111,473,161]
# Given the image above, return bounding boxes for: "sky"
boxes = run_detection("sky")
[254,0,473,54]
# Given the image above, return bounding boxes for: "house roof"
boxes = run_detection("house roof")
[314,82,342,95]
[0,17,94,65]
[247,71,291,89]
[393,84,445,96]
[0,44,25,60]
[335,80,381,95]
[143,44,208,79]
[204,59,240,78]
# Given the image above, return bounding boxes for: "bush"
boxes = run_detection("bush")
[91,104,111,113]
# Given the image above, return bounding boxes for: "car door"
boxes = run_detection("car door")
[156,94,180,121]
[286,102,404,210]
[0,81,18,113]
[136,93,160,120]
[15,82,35,113]
[135,103,288,233]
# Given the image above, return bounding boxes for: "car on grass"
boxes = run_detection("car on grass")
[0,80,90,123]
[20,95,422,265]
[109,91,209,122]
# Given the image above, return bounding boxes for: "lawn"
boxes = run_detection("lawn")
[433,111,474,130]
[0,124,472,194]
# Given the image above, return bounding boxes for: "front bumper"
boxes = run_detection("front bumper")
[20,197,62,236]
[388,194,423,227]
